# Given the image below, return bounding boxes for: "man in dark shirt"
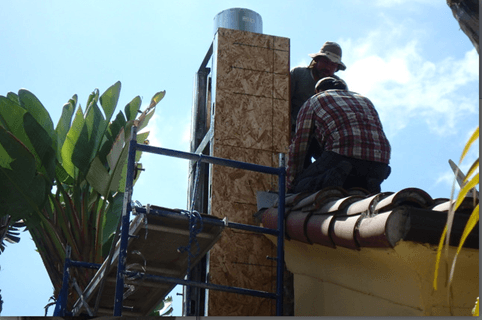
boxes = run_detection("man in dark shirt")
[287,77,391,194]
[290,41,346,136]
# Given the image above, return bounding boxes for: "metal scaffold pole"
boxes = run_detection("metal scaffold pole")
[113,125,138,316]
[276,153,286,316]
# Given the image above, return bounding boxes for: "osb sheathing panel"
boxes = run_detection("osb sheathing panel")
[213,94,273,150]
[217,27,275,51]
[207,28,289,316]
[208,227,276,316]
[274,49,290,75]
[207,200,276,315]
[217,38,274,73]
[273,35,290,51]
[211,145,277,204]
[216,67,274,97]
[273,74,290,100]
[273,99,290,153]
[216,27,290,98]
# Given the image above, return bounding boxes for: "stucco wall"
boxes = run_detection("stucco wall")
[268,235,479,316]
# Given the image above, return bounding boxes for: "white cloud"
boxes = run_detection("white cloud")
[338,24,478,138]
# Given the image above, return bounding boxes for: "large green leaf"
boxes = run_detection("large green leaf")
[150,90,166,107]
[72,84,121,177]
[6,92,19,104]
[72,101,106,174]
[0,95,35,154]
[99,81,121,121]
[0,94,57,182]
[85,156,111,196]
[86,89,99,114]
[106,127,125,171]
[131,90,164,131]
[137,108,155,132]
[124,95,141,122]
[53,158,74,185]
[85,129,149,196]
[23,113,57,182]
[102,193,124,245]
[98,111,126,165]
[0,127,48,223]
[117,131,150,193]
[55,96,76,160]
[18,89,55,147]
[61,105,84,179]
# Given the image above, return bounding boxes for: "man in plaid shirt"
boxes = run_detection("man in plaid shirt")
[287,77,391,194]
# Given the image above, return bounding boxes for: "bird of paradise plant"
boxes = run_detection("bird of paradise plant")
[0,82,165,309]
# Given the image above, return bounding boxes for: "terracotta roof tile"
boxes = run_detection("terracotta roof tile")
[258,186,479,250]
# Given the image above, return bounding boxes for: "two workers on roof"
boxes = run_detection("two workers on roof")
[287,42,391,194]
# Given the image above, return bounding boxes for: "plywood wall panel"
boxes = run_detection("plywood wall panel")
[212,143,273,166]
[208,290,274,316]
[216,67,273,97]
[210,199,258,226]
[206,27,290,316]
[208,228,276,289]
[273,74,290,100]
[213,93,273,150]
[272,98,290,154]
[217,41,273,74]
[274,49,290,75]
[218,28,274,49]
[210,146,274,205]
[273,36,290,51]
[208,227,276,316]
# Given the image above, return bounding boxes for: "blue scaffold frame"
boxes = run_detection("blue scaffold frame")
[115,125,286,315]
[54,124,286,316]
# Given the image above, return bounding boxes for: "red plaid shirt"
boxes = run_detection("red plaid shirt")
[287,90,391,190]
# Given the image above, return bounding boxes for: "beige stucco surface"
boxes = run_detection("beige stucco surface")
[266,235,479,316]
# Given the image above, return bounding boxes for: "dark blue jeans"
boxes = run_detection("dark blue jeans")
[291,151,391,194]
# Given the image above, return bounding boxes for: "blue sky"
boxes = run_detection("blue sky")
[0,0,478,316]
